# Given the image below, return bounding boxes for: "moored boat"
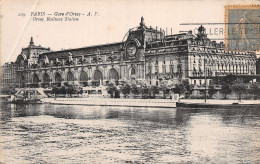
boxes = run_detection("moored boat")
[42,97,177,108]
[42,86,178,108]
[176,100,260,109]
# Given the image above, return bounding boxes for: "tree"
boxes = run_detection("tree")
[60,85,66,94]
[208,85,216,99]
[120,83,131,98]
[141,84,149,98]
[160,84,169,99]
[222,74,236,85]
[249,83,260,99]
[221,83,232,99]
[182,80,193,98]
[107,83,117,98]
[149,85,159,98]
[51,85,59,97]
[232,82,246,101]
[66,84,74,96]
[131,84,140,97]
[173,79,193,98]
[173,84,185,95]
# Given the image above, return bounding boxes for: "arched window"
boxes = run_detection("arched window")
[93,70,103,81]
[32,74,40,84]
[55,73,62,83]
[108,68,119,81]
[131,68,136,75]
[43,73,50,83]
[67,71,74,81]
[80,71,88,82]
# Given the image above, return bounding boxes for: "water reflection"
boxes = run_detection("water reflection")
[1,103,190,126]
[0,103,259,163]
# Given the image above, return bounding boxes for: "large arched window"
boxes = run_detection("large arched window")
[55,72,62,83]
[43,73,50,83]
[67,71,74,81]
[80,71,88,82]
[17,54,27,67]
[93,70,103,81]
[108,68,119,81]
[32,74,40,84]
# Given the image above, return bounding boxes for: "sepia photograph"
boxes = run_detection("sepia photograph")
[0,0,260,163]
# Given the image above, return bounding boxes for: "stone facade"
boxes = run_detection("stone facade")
[10,17,257,88]
[15,37,51,87]
[1,62,17,89]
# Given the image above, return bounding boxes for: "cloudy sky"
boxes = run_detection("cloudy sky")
[1,0,259,64]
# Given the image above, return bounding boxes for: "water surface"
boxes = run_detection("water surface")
[0,103,259,163]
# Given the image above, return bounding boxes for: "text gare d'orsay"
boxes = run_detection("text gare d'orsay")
[29,11,99,22]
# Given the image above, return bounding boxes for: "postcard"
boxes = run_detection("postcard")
[0,0,259,163]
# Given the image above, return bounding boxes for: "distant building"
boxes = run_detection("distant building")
[1,62,17,89]
[10,17,257,88]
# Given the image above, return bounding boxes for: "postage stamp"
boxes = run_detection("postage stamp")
[225,5,260,52]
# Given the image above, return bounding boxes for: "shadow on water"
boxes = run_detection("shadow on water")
[0,103,193,127]
[177,106,260,125]
[0,102,44,123]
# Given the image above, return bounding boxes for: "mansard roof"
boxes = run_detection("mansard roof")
[39,42,124,60]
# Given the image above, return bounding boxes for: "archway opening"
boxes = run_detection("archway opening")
[42,73,50,88]
[108,68,119,81]
[32,74,40,87]
[80,71,88,86]
[67,71,74,82]
[54,72,62,86]
[93,70,103,86]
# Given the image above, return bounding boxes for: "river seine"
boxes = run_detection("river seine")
[0,103,259,163]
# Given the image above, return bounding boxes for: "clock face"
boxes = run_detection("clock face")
[126,42,137,57]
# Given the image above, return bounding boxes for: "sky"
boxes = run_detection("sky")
[1,0,259,65]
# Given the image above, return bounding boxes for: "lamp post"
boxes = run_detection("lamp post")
[202,39,207,103]
[204,53,207,103]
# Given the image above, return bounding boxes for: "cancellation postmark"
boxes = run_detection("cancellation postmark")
[225,5,260,52]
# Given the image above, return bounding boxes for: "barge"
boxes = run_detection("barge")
[42,86,178,108]
[176,100,260,109]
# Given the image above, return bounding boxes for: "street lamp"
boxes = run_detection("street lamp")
[204,53,207,103]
